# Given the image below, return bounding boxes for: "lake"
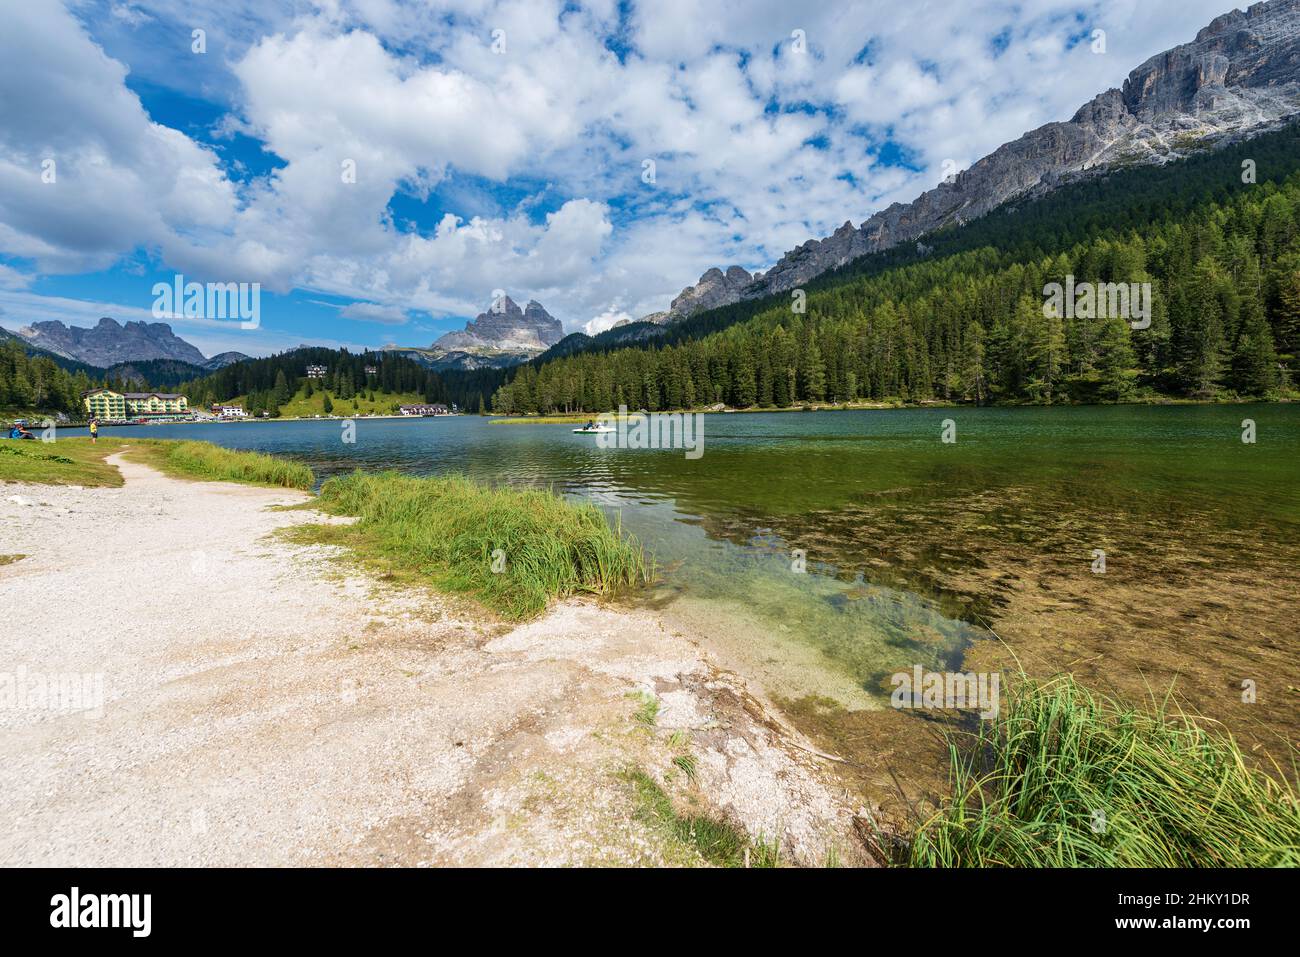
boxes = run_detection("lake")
[68,404,1300,800]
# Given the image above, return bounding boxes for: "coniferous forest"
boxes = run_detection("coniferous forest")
[0,339,100,416]
[489,123,1300,415]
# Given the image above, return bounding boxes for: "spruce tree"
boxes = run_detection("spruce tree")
[273,369,291,406]
[1231,310,1279,396]
[1176,260,1228,398]
[1097,317,1138,401]
[960,320,987,403]
[1026,299,1067,404]
[801,337,826,402]
[1274,264,1300,361]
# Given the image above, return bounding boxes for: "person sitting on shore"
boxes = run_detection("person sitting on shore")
[7,424,35,440]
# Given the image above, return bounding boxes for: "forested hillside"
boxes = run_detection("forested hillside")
[1,340,234,418]
[0,339,100,416]
[490,123,1300,414]
[104,358,211,389]
[181,347,481,416]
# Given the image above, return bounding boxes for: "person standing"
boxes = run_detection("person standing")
[89,418,99,444]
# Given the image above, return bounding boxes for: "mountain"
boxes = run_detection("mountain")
[667,266,755,319]
[626,267,758,324]
[18,317,212,367]
[104,358,213,388]
[386,345,535,372]
[532,319,672,364]
[434,297,563,353]
[1,324,106,375]
[664,0,1300,313]
[386,296,565,371]
[202,351,251,370]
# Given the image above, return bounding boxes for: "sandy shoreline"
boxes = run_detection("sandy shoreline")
[0,453,862,866]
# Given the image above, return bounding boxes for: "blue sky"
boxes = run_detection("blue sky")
[0,0,1234,358]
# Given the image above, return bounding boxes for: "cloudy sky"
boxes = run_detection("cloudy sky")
[0,0,1231,357]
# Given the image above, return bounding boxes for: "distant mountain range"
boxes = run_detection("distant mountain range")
[384,296,564,370]
[12,317,249,371]
[653,0,1300,321]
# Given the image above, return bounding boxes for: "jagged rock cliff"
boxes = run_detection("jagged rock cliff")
[18,317,211,367]
[667,266,755,318]
[681,0,1300,308]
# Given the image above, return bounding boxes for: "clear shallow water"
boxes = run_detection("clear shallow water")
[67,404,1300,706]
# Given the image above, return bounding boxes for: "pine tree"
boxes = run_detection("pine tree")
[756,350,774,406]
[1274,263,1300,360]
[1022,294,1066,403]
[770,327,792,406]
[732,346,757,407]
[800,337,826,402]
[273,370,291,407]
[1176,260,1228,398]
[1231,310,1279,396]
[960,320,987,403]
[1096,317,1138,401]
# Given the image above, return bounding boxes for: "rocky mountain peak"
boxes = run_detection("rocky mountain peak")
[522,299,561,331]
[1122,0,1300,119]
[668,264,755,318]
[432,294,564,355]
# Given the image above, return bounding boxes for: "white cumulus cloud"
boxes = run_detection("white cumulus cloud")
[1,0,1239,344]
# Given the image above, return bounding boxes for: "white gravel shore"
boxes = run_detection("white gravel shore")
[0,453,861,866]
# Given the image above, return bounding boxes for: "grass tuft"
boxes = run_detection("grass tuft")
[311,470,652,620]
[672,752,698,781]
[630,690,660,726]
[908,674,1300,867]
[624,768,779,867]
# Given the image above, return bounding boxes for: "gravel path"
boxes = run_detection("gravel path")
[0,453,861,866]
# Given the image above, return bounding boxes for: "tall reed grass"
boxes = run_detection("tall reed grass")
[908,675,1300,867]
[158,441,315,489]
[315,470,652,619]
